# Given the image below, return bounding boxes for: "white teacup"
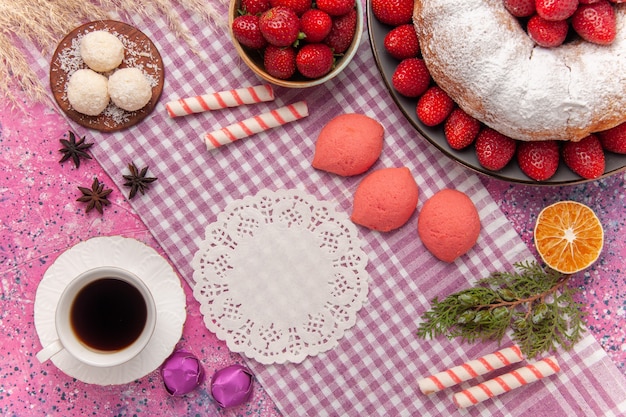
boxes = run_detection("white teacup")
[36,266,157,367]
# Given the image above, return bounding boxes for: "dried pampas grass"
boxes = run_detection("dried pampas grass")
[0,32,50,106]
[0,0,227,108]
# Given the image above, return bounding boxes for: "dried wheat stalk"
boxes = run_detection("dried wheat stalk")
[0,32,50,106]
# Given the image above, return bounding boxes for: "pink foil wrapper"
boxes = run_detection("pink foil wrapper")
[210,364,254,408]
[161,350,205,396]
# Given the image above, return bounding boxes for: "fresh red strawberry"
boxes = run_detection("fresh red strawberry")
[264,45,297,79]
[527,15,569,47]
[392,58,431,97]
[416,86,454,126]
[241,0,271,15]
[562,135,606,179]
[443,108,481,150]
[296,43,334,78]
[536,0,578,21]
[270,0,311,15]
[232,15,268,49]
[572,1,616,45]
[598,122,626,154]
[516,140,560,181]
[301,9,332,43]
[324,8,357,53]
[580,0,602,3]
[503,0,536,17]
[316,0,355,16]
[371,0,413,26]
[475,128,517,171]
[384,24,420,60]
[259,6,301,47]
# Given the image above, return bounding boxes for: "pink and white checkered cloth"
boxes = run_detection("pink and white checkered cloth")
[23,1,626,415]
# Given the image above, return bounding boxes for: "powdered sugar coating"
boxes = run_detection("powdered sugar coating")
[108,67,152,112]
[66,68,110,116]
[413,0,626,142]
[80,30,124,72]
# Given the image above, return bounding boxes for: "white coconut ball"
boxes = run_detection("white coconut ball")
[108,67,152,112]
[66,69,110,116]
[80,30,125,73]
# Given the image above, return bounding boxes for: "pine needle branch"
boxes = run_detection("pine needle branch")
[416,260,586,358]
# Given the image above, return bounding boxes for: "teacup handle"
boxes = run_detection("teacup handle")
[36,339,64,363]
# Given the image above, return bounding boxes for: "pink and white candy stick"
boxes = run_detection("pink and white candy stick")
[204,101,309,151]
[418,345,524,395]
[166,84,274,117]
[452,356,560,408]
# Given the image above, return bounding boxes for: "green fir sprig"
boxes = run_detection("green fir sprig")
[417,261,586,358]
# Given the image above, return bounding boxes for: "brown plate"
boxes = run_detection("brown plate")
[50,20,164,132]
[366,1,626,185]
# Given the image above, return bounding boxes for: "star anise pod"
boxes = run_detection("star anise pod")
[59,131,93,168]
[122,162,157,199]
[77,177,112,214]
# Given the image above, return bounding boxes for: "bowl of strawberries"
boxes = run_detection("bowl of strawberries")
[229,0,363,87]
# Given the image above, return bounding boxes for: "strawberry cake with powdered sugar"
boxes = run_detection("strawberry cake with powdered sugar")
[412,0,626,143]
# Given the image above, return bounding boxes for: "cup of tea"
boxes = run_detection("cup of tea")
[36,266,157,367]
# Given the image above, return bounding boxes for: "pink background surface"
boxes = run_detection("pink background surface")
[2,92,625,415]
[0,96,280,416]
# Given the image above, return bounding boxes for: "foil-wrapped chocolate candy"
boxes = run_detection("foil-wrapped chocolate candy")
[210,364,254,408]
[161,350,205,396]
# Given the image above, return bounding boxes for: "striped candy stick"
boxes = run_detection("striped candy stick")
[166,84,274,117]
[417,345,524,395]
[452,356,560,408]
[204,101,309,151]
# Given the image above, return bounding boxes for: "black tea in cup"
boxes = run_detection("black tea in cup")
[70,278,148,351]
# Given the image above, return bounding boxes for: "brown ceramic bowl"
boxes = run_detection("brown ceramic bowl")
[228,0,363,88]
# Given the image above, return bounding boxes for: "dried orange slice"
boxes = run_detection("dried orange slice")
[534,201,604,274]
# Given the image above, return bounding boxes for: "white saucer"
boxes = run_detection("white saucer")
[34,236,187,385]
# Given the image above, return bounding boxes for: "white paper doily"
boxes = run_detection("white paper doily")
[34,236,187,385]
[192,189,369,364]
